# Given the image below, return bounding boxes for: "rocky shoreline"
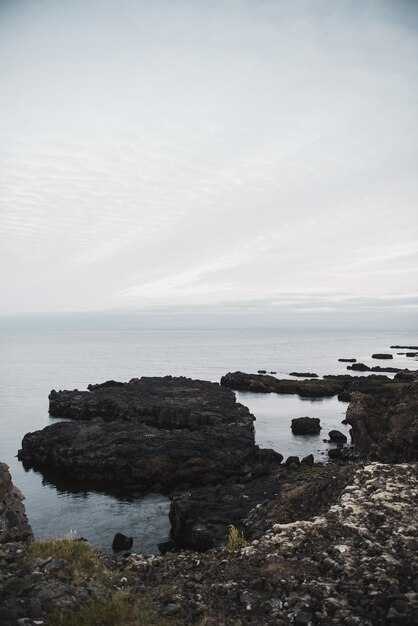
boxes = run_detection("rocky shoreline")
[1,366,417,625]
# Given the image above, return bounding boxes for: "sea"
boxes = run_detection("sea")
[1,328,416,554]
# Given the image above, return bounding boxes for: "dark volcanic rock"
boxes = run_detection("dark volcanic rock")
[291,417,321,435]
[328,430,348,443]
[348,364,413,374]
[285,456,300,466]
[301,453,314,466]
[19,377,256,492]
[347,362,369,371]
[372,353,393,359]
[221,371,401,399]
[338,358,356,362]
[346,372,418,461]
[169,454,284,551]
[49,375,250,430]
[394,370,416,382]
[328,447,349,460]
[391,345,418,349]
[338,391,351,402]
[0,463,33,543]
[289,372,318,378]
[112,532,133,551]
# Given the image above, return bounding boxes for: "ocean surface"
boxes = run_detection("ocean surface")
[1,328,416,554]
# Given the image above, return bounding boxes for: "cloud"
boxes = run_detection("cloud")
[0,0,417,327]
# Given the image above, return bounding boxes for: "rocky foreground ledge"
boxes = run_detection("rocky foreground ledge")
[1,463,417,625]
[18,377,259,492]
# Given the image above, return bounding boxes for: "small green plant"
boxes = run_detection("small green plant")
[285,486,303,510]
[27,538,105,583]
[225,524,246,552]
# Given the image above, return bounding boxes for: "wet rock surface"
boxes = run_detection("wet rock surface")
[346,372,418,461]
[18,377,256,492]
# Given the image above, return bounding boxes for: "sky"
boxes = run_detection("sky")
[0,0,417,329]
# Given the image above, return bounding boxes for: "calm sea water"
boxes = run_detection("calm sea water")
[0,328,416,553]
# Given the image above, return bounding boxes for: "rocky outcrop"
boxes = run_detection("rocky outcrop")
[0,463,32,543]
[346,373,418,461]
[221,371,404,399]
[49,375,251,430]
[19,377,256,492]
[347,363,410,373]
[124,463,418,626]
[391,345,418,349]
[168,450,284,551]
[291,417,321,435]
[289,372,318,378]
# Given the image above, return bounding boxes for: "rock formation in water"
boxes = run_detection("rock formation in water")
[220,370,407,398]
[291,417,321,434]
[19,376,257,491]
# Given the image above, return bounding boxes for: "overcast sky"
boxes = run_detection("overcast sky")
[1,0,417,328]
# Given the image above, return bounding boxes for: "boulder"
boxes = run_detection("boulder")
[291,417,321,435]
[285,456,300,466]
[301,454,314,466]
[112,533,133,551]
[328,430,348,443]
[338,358,356,362]
[372,353,393,359]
